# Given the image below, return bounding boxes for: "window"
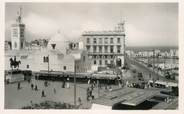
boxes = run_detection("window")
[93,38,97,44]
[99,38,102,44]
[94,60,96,65]
[21,42,23,48]
[27,65,29,69]
[83,56,85,61]
[99,55,102,59]
[86,46,90,51]
[117,38,121,43]
[93,46,97,53]
[63,66,66,70]
[20,29,24,37]
[111,55,114,59]
[105,60,108,65]
[117,46,121,53]
[87,38,90,44]
[104,37,108,44]
[99,60,102,65]
[13,28,18,37]
[105,46,108,53]
[43,56,45,62]
[105,55,108,59]
[110,46,114,53]
[110,38,113,44]
[99,46,102,53]
[43,56,49,63]
[20,33,24,37]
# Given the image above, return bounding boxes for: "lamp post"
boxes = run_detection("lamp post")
[48,55,50,77]
[74,61,76,108]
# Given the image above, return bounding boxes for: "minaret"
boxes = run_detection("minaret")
[11,6,25,50]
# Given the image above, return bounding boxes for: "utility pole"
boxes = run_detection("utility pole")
[152,49,156,87]
[74,61,76,108]
[97,80,100,98]
[48,55,49,77]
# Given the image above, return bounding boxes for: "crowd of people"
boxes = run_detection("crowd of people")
[14,75,126,109]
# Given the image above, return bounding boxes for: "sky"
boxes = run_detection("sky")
[5,3,178,47]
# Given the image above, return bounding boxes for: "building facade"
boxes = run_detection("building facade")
[11,7,25,50]
[5,31,93,73]
[82,22,125,68]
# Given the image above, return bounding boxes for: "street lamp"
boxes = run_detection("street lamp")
[48,55,49,77]
[74,61,76,108]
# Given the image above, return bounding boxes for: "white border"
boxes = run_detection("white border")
[0,0,183,114]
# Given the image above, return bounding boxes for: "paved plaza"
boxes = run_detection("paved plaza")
[5,78,120,109]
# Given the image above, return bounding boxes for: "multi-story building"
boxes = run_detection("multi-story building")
[82,21,125,68]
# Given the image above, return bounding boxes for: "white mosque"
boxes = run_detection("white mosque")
[5,30,94,73]
[5,8,94,73]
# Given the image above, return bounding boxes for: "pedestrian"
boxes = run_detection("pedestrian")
[30,100,33,106]
[17,82,20,90]
[108,86,112,92]
[91,84,94,91]
[31,83,34,90]
[62,80,65,88]
[105,85,108,90]
[66,77,70,88]
[89,88,92,97]
[88,78,91,85]
[35,85,38,91]
[86,87,90,101]
[54,88,56,94]
[78,97,82,106]
[41,90,45,97]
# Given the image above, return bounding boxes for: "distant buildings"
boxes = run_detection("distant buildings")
[126,49,178,59]
[82,21,126,68]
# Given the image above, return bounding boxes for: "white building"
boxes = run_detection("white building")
[5,31,93,73]
[82,21,126,68]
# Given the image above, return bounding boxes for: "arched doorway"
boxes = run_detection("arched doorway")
[116,58,121,67]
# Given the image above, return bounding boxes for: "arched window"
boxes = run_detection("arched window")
[21,42,23,48]
[116,58,122,67]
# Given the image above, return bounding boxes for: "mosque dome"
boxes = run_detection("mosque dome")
[48,30,68,53]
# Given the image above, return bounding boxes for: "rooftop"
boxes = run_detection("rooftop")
[92,87,160,106]
[82,31,125,36]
